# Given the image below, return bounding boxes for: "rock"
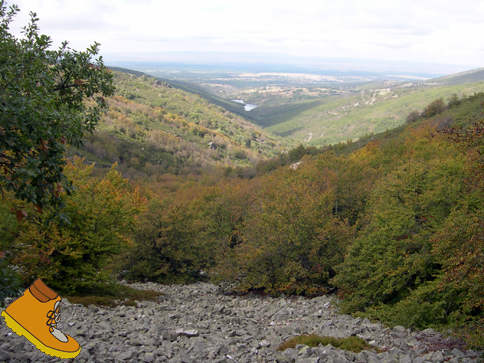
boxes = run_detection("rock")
[0,281,480,363]
[399,354,413,363]
[432,351,446,363]
[297,358,320,363]
[276,354,296,363]
[451,348,466,357]
[143,352,155,362]
[88,304,100,313]
[176,329,199,337]
[393,326,406,333]
[116,349,136,360]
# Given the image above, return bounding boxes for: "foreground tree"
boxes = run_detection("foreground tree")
[213,160,354,296]
[0,1,114,222]
[8,157,147,294]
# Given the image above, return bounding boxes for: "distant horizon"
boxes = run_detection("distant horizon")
[9,1,484,72]
[104,51,478,79]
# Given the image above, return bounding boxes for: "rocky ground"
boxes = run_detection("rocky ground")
[0,281,482,363]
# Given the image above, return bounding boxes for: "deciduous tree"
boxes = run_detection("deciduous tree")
[0,2,114,221]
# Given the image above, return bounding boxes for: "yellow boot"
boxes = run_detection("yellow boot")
[1,279,81,359]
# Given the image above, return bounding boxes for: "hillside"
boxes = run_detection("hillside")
[68,71,295,178]
[432,67,484,86]
[108,66,259,122]
[250,81,484,145]
[162,67,484,146]
[4,70,484,351]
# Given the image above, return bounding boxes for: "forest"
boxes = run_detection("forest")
[2,88,484,348]
[0,2,483,350]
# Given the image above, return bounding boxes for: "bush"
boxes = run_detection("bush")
[447,94,461,108]
[0,3,113,218]
[424,98,447,118]
[9,157,147,295]
[333,133,466,314]
[277,334,379,353]
[406,110,420,123]
[0,259,23,307]
[212,161,354,296]
[119,196,215,284]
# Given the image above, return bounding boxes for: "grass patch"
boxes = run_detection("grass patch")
[64,283,163,308]
[276,334,381,353]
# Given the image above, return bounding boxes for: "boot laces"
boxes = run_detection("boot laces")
[46,301,61,333]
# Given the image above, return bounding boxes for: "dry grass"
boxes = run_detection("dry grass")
[277,334,381,353]
[65,283,163,308]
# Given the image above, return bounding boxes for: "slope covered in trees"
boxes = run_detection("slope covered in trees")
[115,93,484,348]
[1,4,482,349]
[68,71,294,179]
[3,62,484,349]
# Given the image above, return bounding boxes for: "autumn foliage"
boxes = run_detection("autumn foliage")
[3,157,146,294]
[112,96,484,347]
[2,76,484,349]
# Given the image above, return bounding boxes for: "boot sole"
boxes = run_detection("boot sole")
[1,310,81,359]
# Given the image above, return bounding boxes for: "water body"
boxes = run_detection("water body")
[244,103,258,111]
[231,99,258,111]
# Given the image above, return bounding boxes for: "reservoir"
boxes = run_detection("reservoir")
[231,99,258,111]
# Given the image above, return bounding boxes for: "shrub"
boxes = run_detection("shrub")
[212,161,354,296]
[9,157,147,295]
[277,334,379,353]
[406,110,420,123]
[118,185,223,284]
[424,98,447,118]
[333,133,466,315]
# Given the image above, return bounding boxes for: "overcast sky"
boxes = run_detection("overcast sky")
[6,0,484,69]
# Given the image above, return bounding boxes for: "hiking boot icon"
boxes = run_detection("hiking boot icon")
[1,278,81,359]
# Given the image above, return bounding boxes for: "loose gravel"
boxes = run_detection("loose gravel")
[1,281,482,363]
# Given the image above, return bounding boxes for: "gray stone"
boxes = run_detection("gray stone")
[143,352,156,362]
[116,350,136,361]
[175,329,199,337]
[88,304,100,313]
[432,351,445,363]
[297,358,320,363]
[1,281,480,363]
[169,351,191,363]
[452,349,466,357]
[276,354,296,363]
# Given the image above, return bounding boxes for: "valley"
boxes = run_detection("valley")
[68,70,295,180]
[170,69,484,145]
[3,2,484,358]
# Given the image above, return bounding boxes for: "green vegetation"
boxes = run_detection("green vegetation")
[0,2,114,220]
[432,67,484,86]
[260,82,484,145]
[3,158,147,295]
[110,67,260,122]
[179,67,484,146]
[68,71,294,180]
[1,2,483,350]
[65,283,163,308]
[112,93,484,347]
[277,334,379,353]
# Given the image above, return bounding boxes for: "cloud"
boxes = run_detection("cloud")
[368,41,414,50]
[6,0,484,67]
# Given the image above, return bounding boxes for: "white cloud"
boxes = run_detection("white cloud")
[5,0,484,67]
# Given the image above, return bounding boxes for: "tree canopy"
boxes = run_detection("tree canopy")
[0,1,114,222]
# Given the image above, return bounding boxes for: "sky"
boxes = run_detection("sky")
[6,0,484,71]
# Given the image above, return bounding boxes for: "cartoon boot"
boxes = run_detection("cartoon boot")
[1,278,81,359]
